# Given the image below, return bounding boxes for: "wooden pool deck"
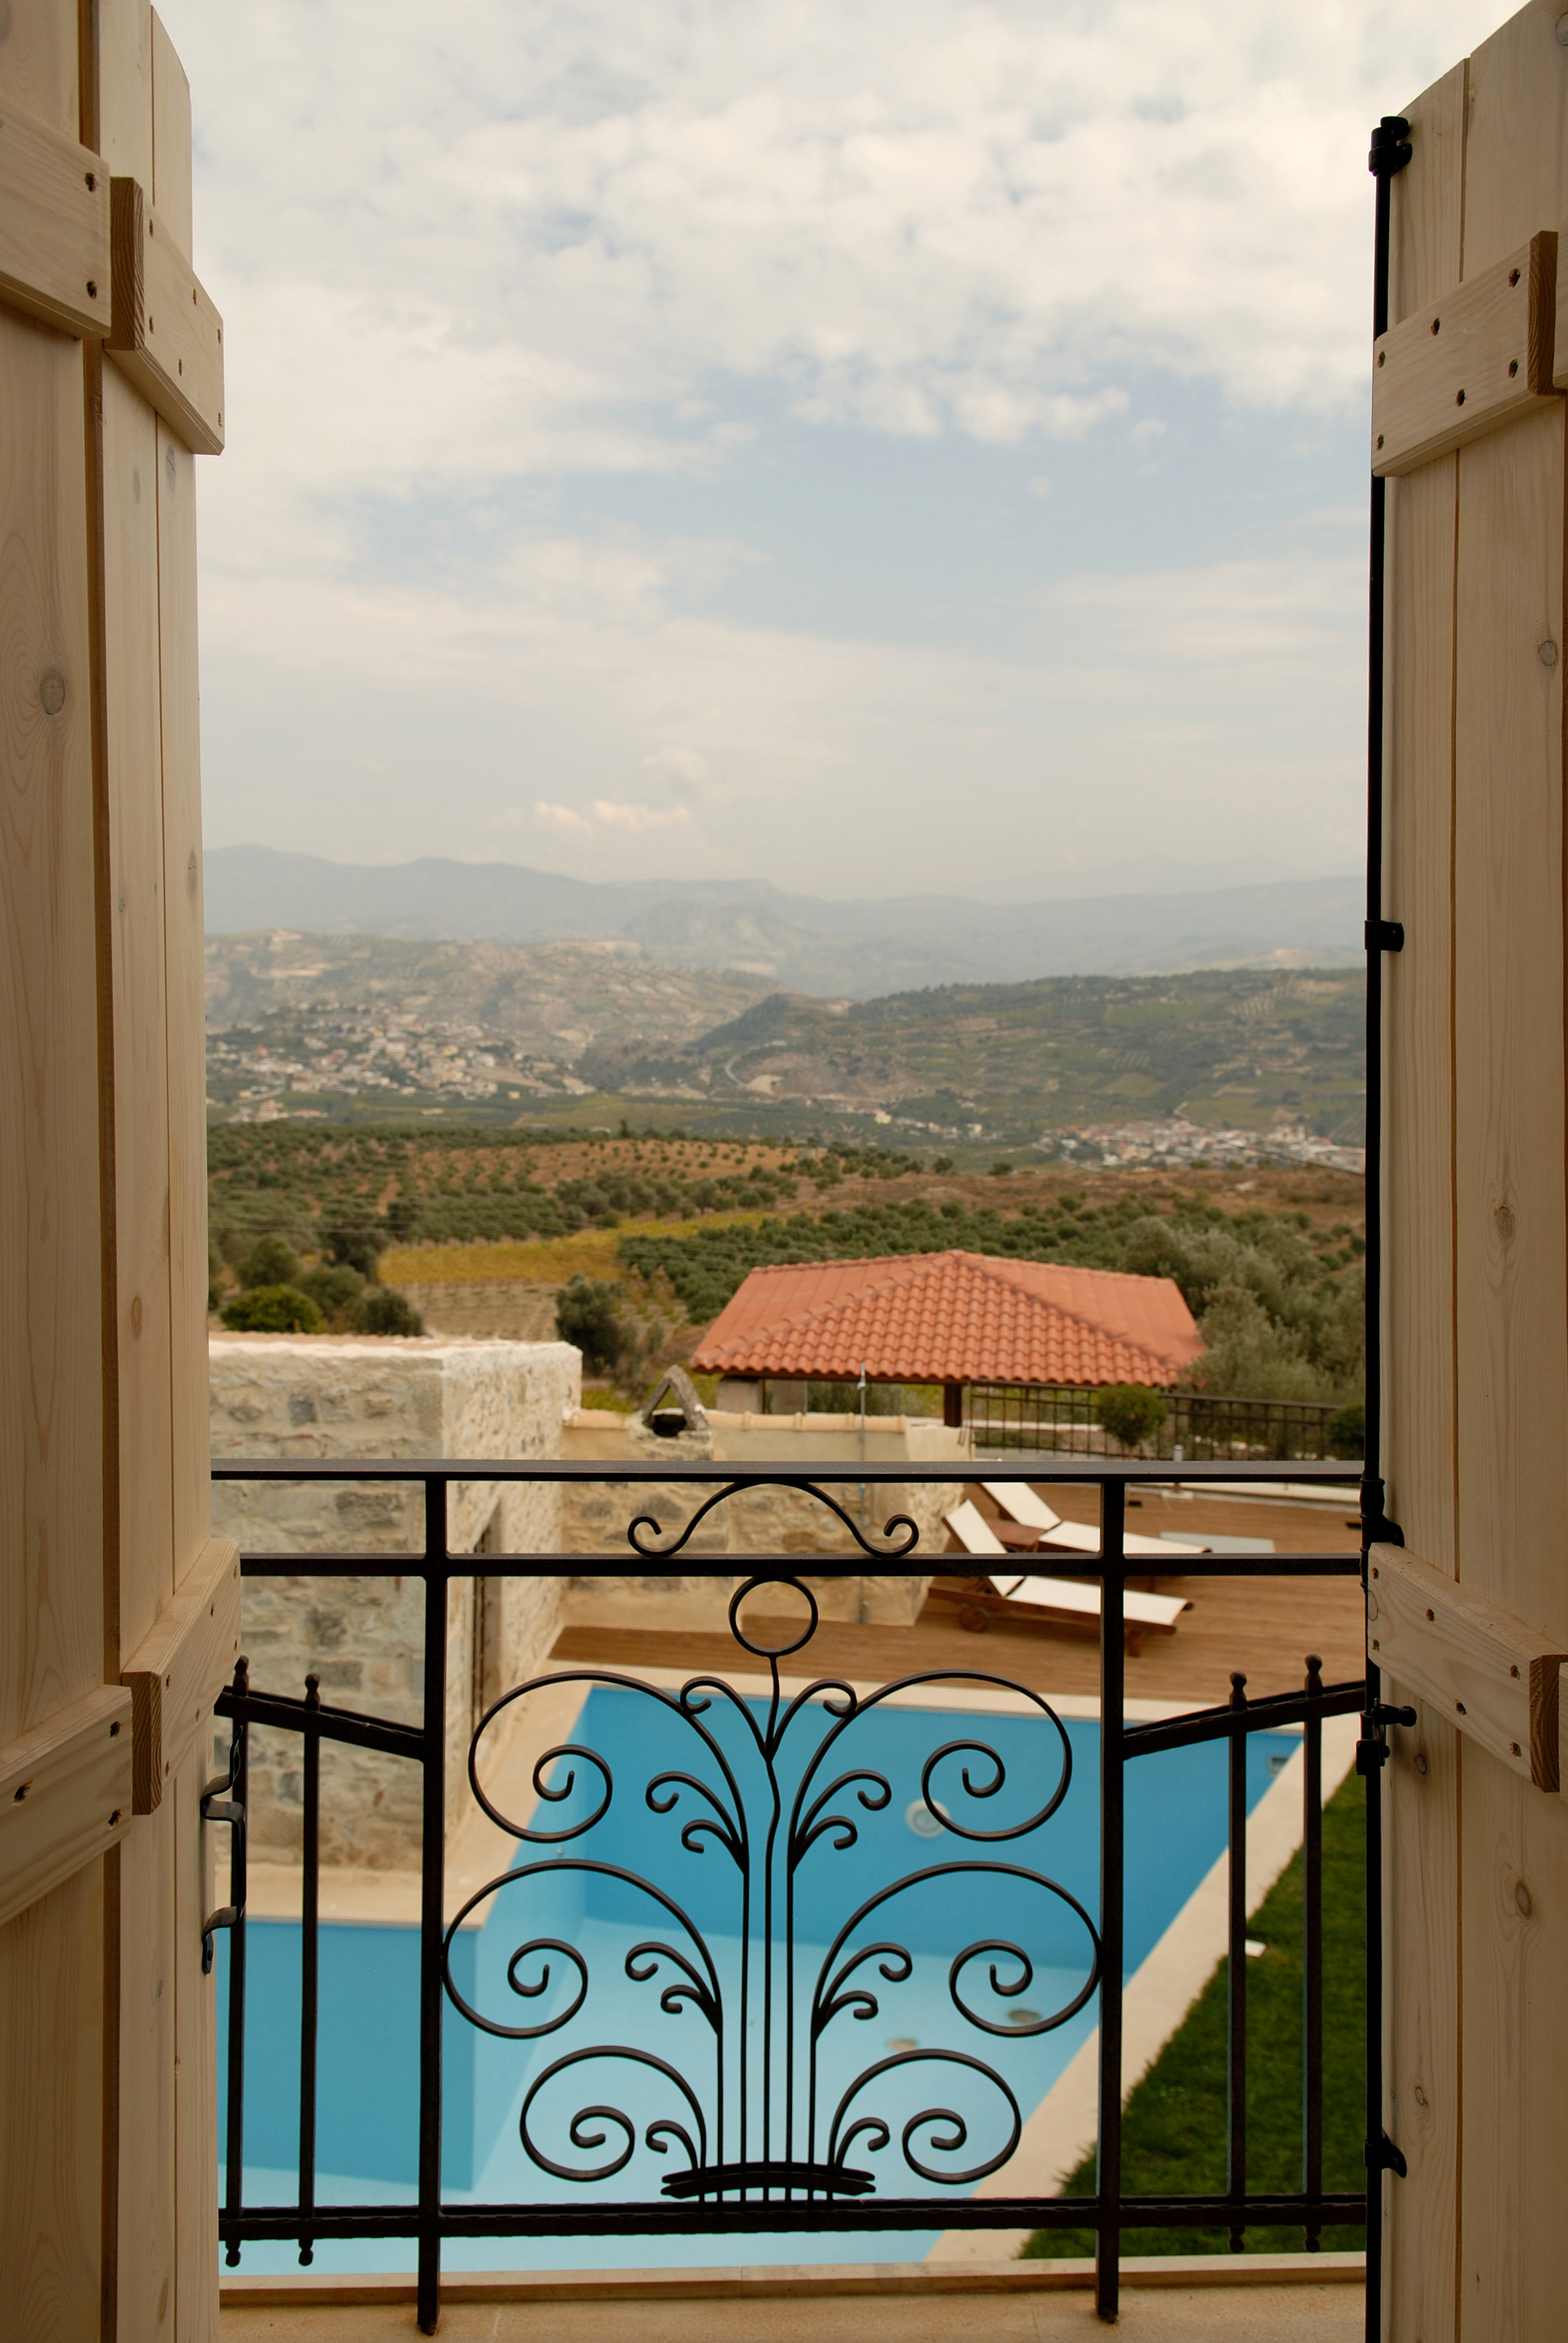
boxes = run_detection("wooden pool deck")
[550,1484,1367,1709]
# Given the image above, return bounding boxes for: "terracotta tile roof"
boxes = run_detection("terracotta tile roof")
[690,1250,1202,1388]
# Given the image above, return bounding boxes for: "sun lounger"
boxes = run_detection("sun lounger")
[981,1480,1207,1560]
[935,1504,1191,1654]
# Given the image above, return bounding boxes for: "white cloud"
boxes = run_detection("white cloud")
[589,800,692,832]
[157,0,1502,897]
[533,801,594,834]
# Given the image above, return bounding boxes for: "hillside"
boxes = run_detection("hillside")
[204,846,1362,994]
[206,939,1364,1153]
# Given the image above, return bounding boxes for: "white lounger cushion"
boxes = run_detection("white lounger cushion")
[983,1481,1065,1533]
[982,1480,1205,1559]
[989,1574,1190,1631]
[943,1499,1008,1556]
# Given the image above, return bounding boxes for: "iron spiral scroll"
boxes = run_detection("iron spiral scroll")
[442,1483,1101,2205]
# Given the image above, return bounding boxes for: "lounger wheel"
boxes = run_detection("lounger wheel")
[958,1604,990,1633]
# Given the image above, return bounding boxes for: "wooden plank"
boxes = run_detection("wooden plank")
[0,1864,104,2338]
[120,1537,241,1812]
[0,0,80,136]
[1380,69,1468,2343]
[1462,5,1568,277]
[157,418,211,1572]
[172,1737,218,2342]
[1459,1740,1568,2338]
[148,10,191,260]
[97,0,152,187]
[107,176,223,454]
[1390,61,1469,330]
[101,353,174,1661]
[1452,27,1568,2337]
[1453,401,1568,1635]
[1368,1543,1565,1789]
[1382,450,1458,1571]
[0,1686,132,1928]
[1381,1692,1462,2343]
[0,306,107,1744]
[0,99,111,336]
[1373,232,1559,476]
[116,1791,175,2343]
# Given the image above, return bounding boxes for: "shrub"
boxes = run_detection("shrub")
[353,1285,423,1336]
[298,1263,365,1326]
[1327,1400,1366,1458]
[321,1216,382,1278]
[555,1274,624,1371]
[1092,1383,1168,1453]
[221,1283,324,1334]
[240,1233,300,1289]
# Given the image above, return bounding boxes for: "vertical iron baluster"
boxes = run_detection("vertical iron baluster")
[223,1659,250,2266]
[1094,1480,1126,2324]
[1226,1671,1248,2252]
[416,1481,449,2337]
[297,1673,321,2266]
[1302,1656,1324,2251]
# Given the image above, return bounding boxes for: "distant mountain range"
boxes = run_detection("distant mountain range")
[203,846,1362,997]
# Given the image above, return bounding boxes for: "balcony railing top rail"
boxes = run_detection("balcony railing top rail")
[206,1456,1375,2335]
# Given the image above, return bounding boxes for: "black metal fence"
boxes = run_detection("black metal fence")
[206,1457,1377,2334]
[966,1386,1356,1463]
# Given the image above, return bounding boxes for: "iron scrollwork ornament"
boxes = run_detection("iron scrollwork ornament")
[442,1481,1100,2204]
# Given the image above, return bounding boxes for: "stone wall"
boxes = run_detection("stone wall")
[210,1334,579,1866]
[556,1409,967,1630]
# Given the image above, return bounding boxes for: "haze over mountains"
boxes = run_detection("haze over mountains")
[204,847,1361,998]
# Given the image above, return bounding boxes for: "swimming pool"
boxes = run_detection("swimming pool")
[218,1679,1295,2272]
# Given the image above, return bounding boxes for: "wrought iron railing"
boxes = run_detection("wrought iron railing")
[206,1457,1377,2333]
[965,1385,1359,1463]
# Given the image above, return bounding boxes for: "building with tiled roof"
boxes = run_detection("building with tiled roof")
[690,1250,1202,1423]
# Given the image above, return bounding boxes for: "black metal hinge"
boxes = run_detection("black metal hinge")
[1361,1475,1404,1549]
[1365,919,1405,952]
[1368,2131,1409,2178]
[200,1780,246,1974]
[1356,1702,1418,1775]
[1368,117,1413,179]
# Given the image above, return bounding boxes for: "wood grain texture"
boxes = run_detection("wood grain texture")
[1458,1740,1568,2339]
[0,97,111,338]
[102,353,174,1662]
[173,1735,218,2343]
[1453,401,1568,1636]
[1382,451,1458,1573]
[1381,1691,1460,2343]
[1391,62,1468,324]
[0,1863,105,2339]
[0,306,106,1742]
[157,419,211,1570]
[1368,1544,1564,1789]
[1462,2,1568,280]
[1380,71,1467,2343]
[0,1684,131,1927]
[148,11,190,261]
[0,0,80,136]
[120,1536,240,1812]
[96,0,152,187]
[107,177,223,454]
[1373,234,1557,476]
[116,1789,175,2343]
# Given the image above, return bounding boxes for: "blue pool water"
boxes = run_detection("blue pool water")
[218,1684,1294,2272]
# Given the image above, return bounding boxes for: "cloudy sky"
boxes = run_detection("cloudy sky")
[168,1,1500,902]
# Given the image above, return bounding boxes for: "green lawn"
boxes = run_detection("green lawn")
[1023,1771,1368,2258]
